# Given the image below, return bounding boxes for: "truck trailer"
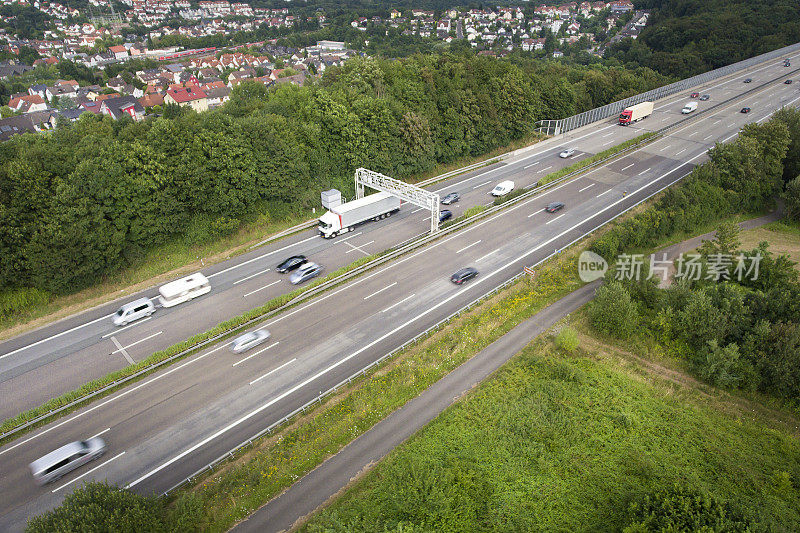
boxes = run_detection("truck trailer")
[318,192,401,238]
[619,101,654,125]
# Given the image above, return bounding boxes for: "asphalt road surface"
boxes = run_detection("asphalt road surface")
[1,51,799,531]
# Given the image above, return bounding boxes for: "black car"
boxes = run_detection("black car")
[699,94,710,101]
[450,267,479,285]
[439,210,453,222]
[740,107,751,114]
[785,79,793,85]
[785,61,791,67]
[276,255,307,273]
[441,192,460,205]
[545,201,565,213]
[743,78,752,83]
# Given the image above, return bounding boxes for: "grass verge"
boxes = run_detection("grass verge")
[538,131,659,187]
[0,251,383,439]
[160,247,586,531]
[301,310,800,532]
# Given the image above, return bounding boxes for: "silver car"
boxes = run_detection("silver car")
[229,329,271,354]
[290,262,323,285]
[559,148,576,158]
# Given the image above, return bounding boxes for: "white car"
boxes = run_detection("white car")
[490,180,515,196]
[559,148,576,158]
[229,329,271,354]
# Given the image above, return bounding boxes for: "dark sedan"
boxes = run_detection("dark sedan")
[785,79,793,85]
[545,201,565,213]
[743,78,752,83]
[276,255,307,273]
[740,107,751,114]
[441,192,460,205]
[450,267,479,285]
[439,210,453,222]
[699,94,710,101]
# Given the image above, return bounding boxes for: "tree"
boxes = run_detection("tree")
[783,175,800,220]
[26,481,166,532]
[588,281,639,338]
[698,221,741,258]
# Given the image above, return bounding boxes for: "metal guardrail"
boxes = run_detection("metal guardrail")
[537,41,800,135]
[161,135,704,497]
[5,54,792,444]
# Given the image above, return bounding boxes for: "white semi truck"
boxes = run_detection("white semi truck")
[619,101,654,125]
[318,192,401,238]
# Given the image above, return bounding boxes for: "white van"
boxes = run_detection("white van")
[29,438,106,485]
[491,180,515,197]
[681,101,698,114]
[112,297,155,326]
[158,272,211,308]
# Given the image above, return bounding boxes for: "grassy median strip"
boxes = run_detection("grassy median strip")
[0,252,383,439]
[161,248,586,531]
[538,131,659,187]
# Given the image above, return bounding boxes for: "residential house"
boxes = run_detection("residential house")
[58,108,87,122]
[610,0,633,13]
[164,86,208,112]
[203,85,230,107]
[109,45,129,60]
[101,95,146,121]
[138,92,165,109]
[27,110,59,131]
[9,95,49,113]
[0,115,36,142]
[0,63,34,79]
[79,100,103,114]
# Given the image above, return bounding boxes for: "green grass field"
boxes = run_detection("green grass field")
[302,316,800,532]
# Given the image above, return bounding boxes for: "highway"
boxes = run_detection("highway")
[2,53,797,420]
[0,52,799,530]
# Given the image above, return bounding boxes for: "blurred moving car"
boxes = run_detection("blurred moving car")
[699,94,710,101]
[229,329,271,354]
[559,148,576,158]
[545,202,565,213]
[744,78,752,83]
[690,92,699,98]
[276,255,307,273]
[290,262,323,284]
[450,267,479,285]
[785,79,793,85]
[441,192,460,205]
[740,107,751,113]
[490,181,515,196]
[439,210,453,222]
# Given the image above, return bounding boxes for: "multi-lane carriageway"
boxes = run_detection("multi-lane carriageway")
[1,52,800,530]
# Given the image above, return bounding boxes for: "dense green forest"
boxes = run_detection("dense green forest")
[0,54,666,303]
[590,108,800,401]
[608,0,800,78]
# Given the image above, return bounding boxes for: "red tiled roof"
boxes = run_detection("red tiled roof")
[166,87,207,103]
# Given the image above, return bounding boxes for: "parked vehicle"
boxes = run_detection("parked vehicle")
[290,262,323,285]
[681,102,698,114]
[229,329,271,354]
[439,210,453,222]
[276,255,307,273]
[450,267,479,285]
[744,78,752,83]
[318,192,401,239]
[29,438,106,485]
[490,181,515,196]
[559,148,576,158]
[618,101,654,125]
[741,107,751,113]
[441,192,460,205]
[690,92,699,98]
[699,94,710,101]
[545,202,565,213]
[158,273,211,308]
[112,297,155,326]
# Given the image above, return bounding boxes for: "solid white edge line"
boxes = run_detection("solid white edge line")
[0,342,230,459]
[128,153,706,490]
[381,294,416,313]
[52,452,126,493]
[101,318,151,339]
[249,358,297,386]
[111,331,163,355]
[232,341,280,367]
[0,312,114,360]
[363,282,398,301]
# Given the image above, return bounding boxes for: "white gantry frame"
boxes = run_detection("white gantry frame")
[355,168,441,233]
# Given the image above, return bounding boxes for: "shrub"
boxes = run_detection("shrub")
[0,288,50,321]
[588,281,639,338]
[554,326,579,353]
